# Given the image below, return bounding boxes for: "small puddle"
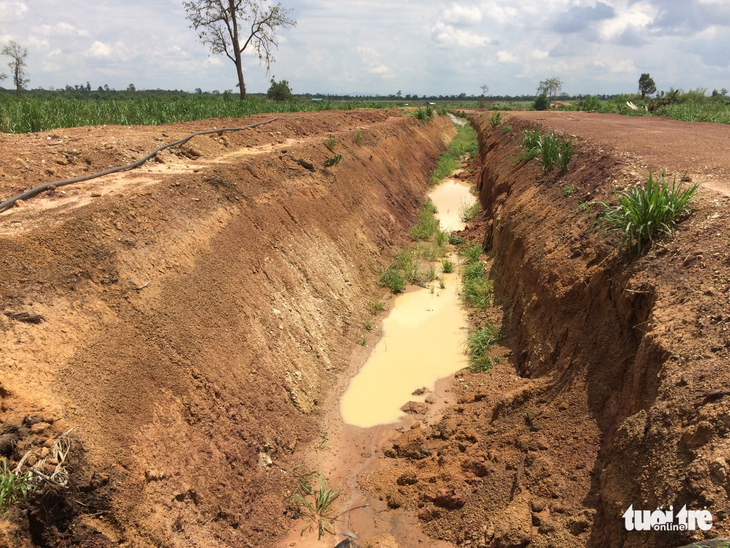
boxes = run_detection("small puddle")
[340,178,476,428]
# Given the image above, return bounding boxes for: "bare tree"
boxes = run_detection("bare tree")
[183,0,296,100]
[2,40,29,96]
[537,77,562,107]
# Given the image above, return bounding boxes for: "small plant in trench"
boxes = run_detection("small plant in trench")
[324,134,337,151]
[562,184,576,197]
[449,234,465,245]
[370,300,385,314]
[357,335,367,346]
[324,154,342,167]
[411,202,440,241]
[465,322,501,372]
[362,319,373,331]
[441,258,454,273]
[598,171,699,254]
[353,129,362,144]
[287,466,341,540]
[460,244,493,309]
[502,125,512,134]
[0,459,32,514]
[459,199,481,222]
[490,112,502,128]
[578,200,595,211]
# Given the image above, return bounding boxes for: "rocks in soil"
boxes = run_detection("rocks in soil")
[389,429,431,460]
[363,534,399,548]
[412,387,428,396]
[0,434,18,456]
[433,487,467,509]
[400,401,428,415]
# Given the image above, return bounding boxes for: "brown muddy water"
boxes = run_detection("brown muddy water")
[280,171,475,548]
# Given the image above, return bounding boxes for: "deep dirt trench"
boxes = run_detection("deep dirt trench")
[1,109,730,548]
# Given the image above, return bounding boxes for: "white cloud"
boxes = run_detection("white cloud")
[0,0,28,22]
[497,50,519,63]
[442,4,482,26]
[85,41,111,58]
[34,22,90,37]
[431,21,491,48]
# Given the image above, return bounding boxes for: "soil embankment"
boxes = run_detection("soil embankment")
[362,112,730,548]
[0,110,455,546]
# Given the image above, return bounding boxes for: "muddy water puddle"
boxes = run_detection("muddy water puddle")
[281,174,474,548]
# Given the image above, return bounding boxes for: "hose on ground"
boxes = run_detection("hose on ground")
[0,112,327,214]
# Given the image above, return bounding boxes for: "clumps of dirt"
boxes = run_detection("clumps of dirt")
[362,112,730,548]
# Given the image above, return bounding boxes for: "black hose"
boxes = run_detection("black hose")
[0,112,325,214]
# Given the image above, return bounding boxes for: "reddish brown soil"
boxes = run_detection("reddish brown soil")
[362,112,730,548]
[0,110,455,547]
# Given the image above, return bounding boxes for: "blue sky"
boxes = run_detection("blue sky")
[0,0,728,96]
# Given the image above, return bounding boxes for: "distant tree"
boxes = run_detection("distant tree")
[267,77,292,102]
[534,93,550,111]
[86,81,91,92]
[480,85,489,96]
[537,77,562,106]
[2,40,29,96]
[127,83,136,92]
[195,87,203,94]
[183,0,296,101]
[396,90,402,98]
[104,84,110,92]
[638,73,656,99]
[479,84,489,108]
[0,72,5,84]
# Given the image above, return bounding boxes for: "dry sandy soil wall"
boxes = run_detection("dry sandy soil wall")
[0,110,454,547]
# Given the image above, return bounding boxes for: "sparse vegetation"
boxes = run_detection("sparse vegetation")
[0,459,31,514]
[465,322,501,372]
[429,122,478,183]
[502,125,512,134]
[415,106,433,122]
[460,244,493,310]
[357,335,367,346]
[370,300,385,314]
[578,201,595,211]
[362,319,373,331]
[599,171,699,254]
[459,199,481,221]
[324,154,342,167]
[287,466,340,540]
[441,259,454,273]
[353,129,362,144]
[324,135,337,151]
[562,184,576,197]
[490,112,502,128]
[410,200,440,241]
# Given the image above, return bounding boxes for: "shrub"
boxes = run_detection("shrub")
[441,259,454,273]
[578,95,601,112]
[599,172,699,254]
[557,137,573,174]
[287,466,340,540]
[490,112,502,128]
[534,93,550,111]
[353,129,362,144]
[324,135,337,151]
[267,78,293,102]
[370,300,385,314]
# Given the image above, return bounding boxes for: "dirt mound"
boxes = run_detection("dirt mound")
[0,110,455,546]
[362,112,730,547]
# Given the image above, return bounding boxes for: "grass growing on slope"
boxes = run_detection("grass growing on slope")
[287,466,341,540]
[0,460,32,514]
[599,172,699,254]
[466,323,501,372]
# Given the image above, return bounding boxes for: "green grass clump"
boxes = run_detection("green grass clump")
[430,122,478,184]
[441,259,454,273]
[490,112,502,128]
[353,129,362,144]
[370,300,385,314]
[324,154,342,167]
[411,201,440,241]
[599,172,698,254]
[562,185,576,197]
[459,200,481,222]
[466,323,501,372]
[502,125,512,134]
[460,244,493,309]
[363,319,373,331]
[287,466,341,540]
[460,243,483,263]
[324,135,337,151]
[0,460,31,514]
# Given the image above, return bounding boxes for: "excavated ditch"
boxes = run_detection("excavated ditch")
[2,109,730,548]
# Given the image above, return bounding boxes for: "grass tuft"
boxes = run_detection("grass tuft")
[465,323,501,372]
[287,466,341,540]
[0,459,32,514]
[599,172,698,254]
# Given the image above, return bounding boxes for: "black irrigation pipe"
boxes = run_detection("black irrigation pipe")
[0,112,328,214]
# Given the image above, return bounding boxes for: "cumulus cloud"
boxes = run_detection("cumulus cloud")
[442,4,482,26]
[0,0,28,22]
[85,41,112,58]
[497,50,519,63]
[431,21,493,48]
[34,22,90,37]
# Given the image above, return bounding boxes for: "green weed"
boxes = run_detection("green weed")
[324,135,337,151]
[324,154,342,167]
[449,234,465,245]
[353,129,362,144]
[557,137,573,174]
[460,243,483,263]
[287,466,341,540]
[363,319,373,331]
[357,336,367,346]
[435,229,448,247]
[562,185,576,197]
[370,300,385,314]
[599,172,698,254]
[465,323,501,372]
[502,125,512,134]
[578,201,595,211]
[441,259,454,273]
[378,267,407,294]
[0,459,31,514]
[459,200,481,221]
[411,202,440,241]
[490,112,502,128]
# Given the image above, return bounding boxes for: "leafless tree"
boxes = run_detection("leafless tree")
[183,0,296,100]
[2,40,29,96]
